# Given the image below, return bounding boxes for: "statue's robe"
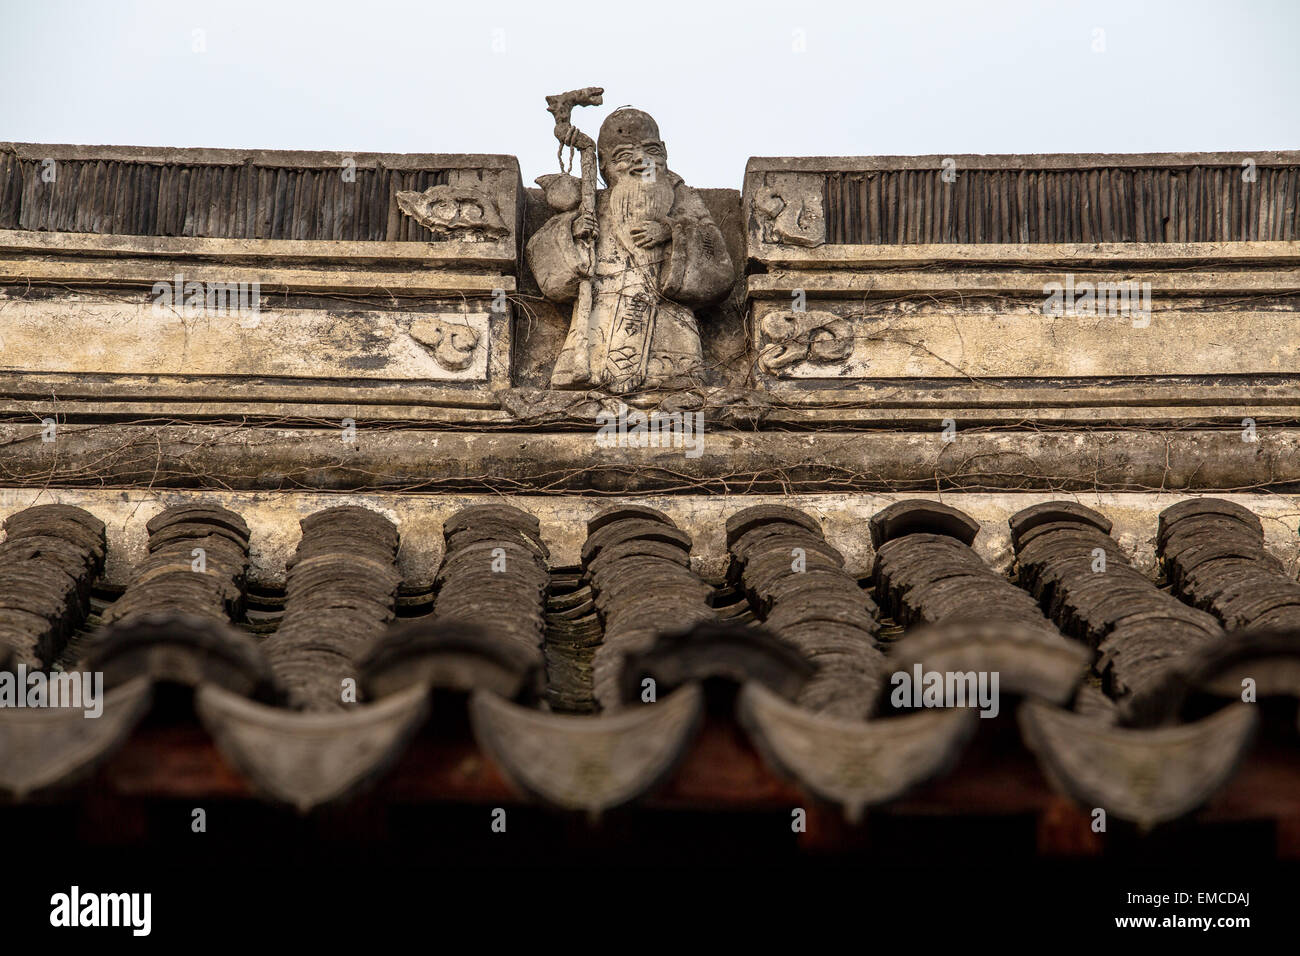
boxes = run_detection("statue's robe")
[527,172,733,391]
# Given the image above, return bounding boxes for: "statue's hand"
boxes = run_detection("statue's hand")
[630,218,671,248]
[572,211,598,240]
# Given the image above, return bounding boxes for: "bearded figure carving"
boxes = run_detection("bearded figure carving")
[527,108,734,393]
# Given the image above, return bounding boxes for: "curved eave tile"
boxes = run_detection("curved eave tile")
[194,682,430,812]
[0,675,153,800]
[1017,698,1258,828]
[737,681,978,823]
[468,684,703,814]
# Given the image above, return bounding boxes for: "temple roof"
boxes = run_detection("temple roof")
[2,141,1298,862]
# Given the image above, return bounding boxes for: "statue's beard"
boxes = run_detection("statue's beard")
[609,169,674,264]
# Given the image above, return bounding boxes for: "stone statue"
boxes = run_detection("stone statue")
[528,95,733,393]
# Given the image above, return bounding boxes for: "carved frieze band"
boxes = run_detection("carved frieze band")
[744,154,1300,257]
[752,298,1300,383]
[0,145,522,250]
[0,297,499,383]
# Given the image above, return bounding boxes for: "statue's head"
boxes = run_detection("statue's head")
[597,109,668,185]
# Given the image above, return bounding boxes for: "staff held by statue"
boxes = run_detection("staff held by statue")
[543,86,603,385]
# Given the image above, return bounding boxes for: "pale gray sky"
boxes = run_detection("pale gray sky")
[2,0,1297,187]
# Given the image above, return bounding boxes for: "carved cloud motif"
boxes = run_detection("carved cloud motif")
[408,316,482,372]
[752,178,825,247]
[395,185,510,242]
[758,310,854,373]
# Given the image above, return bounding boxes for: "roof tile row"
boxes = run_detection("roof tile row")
[0,497,1296,827]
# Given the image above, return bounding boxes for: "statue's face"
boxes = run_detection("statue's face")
[604,138,668,184]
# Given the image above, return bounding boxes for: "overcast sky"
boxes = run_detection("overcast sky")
[2,0,1297,187]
